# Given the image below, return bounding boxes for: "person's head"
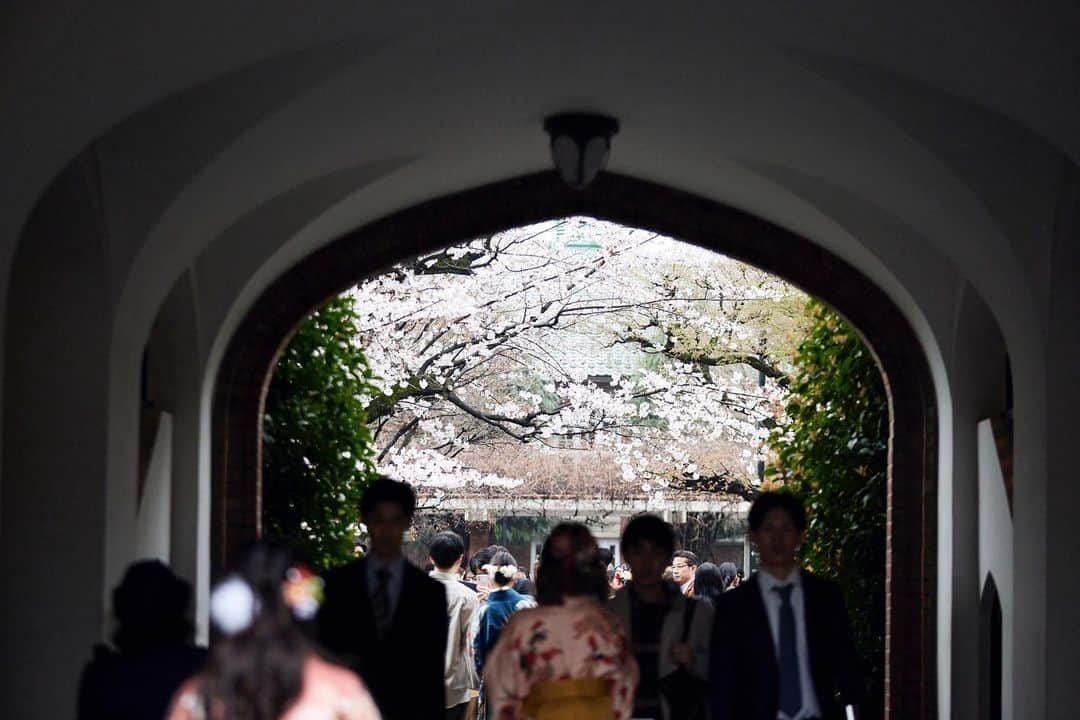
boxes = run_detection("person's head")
[359,476,416,560]
[428,530,466,572]
[748,491,807,575]
[205,542,322,717]
[111,560,193,654]
[513,577,536,597]
[536,522,608,605]
[620,514,675,588]
[470,546,494,576]
[671,550,699,586]
[694,562,724,601]
[488,550,519,587]
[717,561,739,590]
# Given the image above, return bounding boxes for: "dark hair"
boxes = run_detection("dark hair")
[470,546,494,575]
[359,476,417,520]
[718,561,739,589]
[620,514,676,556]
[748,491,807,532]
[202,543,309,719]
[597,546,615,568]
[111,560,193,654]
[536,522,608,605]
[429,531,466,570]
[694,562,724,601]
[673,550,699,568]
[513,577,536,596]
[489,550,518,587]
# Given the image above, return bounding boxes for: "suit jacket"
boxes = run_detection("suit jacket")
[318,557,448,720]
[709,571,865,720]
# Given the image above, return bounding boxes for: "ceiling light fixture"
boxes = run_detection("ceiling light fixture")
[543,113,620,190]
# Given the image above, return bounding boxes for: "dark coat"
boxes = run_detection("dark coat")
[709,571,865,720]
[318,557,448,720]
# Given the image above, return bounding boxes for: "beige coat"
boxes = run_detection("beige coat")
[430,570,480,708]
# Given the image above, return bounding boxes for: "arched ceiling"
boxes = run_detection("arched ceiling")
[2,2,1076,366]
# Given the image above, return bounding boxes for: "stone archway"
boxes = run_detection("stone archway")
[212,171,937,718]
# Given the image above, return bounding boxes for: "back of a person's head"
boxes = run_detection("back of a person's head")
[718,561,738,589]
[471,546,494,575]
[536,522,608,605]
[429,531,466,570]
[111,560,193,654]
[359,475,417,520]
[748,490,807,532]
[620,514,675,556]
[694,562,724,600]
[513,577,536,597]
[204,542,319,718]
[488,550,518,587]
[596,546,615,568]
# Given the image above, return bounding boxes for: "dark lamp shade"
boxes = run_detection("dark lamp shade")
[551,134,611,190]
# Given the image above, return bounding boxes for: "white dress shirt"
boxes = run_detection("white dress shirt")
[366,554,406,622]
[756,568,823,720]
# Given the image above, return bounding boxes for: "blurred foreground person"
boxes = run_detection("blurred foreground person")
[318,477,447,720]
[78,560,206,720]
[484,522,639,720]
[710,492,865,720]
[612,515,712,720]
[167,543,380,719]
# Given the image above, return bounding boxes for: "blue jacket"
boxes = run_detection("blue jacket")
[473,586,530,676]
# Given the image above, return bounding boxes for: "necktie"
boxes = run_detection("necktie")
[372,567,393,638]
[774,583,802,718]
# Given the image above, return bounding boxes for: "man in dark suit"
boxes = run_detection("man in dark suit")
[318,476,448,720]
[710,492,865,720]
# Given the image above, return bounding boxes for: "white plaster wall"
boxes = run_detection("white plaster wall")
[0,157,114,718]
[978,420,1013,720]
[134,413,172,562]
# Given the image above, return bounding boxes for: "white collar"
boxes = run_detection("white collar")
[368,554,404,575]
[430,569,459,581]
[757,566,801,593]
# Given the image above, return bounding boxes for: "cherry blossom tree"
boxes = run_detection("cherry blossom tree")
[348,217,810,502]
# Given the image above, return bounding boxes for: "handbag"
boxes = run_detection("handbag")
[658,597,710,720]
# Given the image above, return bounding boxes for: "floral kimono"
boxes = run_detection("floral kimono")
[483,596,639,720]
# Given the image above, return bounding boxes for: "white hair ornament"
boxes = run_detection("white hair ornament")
[210,575,259,635]
[487,564,518,580]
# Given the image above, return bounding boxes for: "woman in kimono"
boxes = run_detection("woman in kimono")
[473,550,536,678]
[483,523,639,720]
[167,543,381,720]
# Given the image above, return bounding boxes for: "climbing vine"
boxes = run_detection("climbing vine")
[767,299,888,714]
[262,297,381,570]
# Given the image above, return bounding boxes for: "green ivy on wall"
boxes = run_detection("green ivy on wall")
[262,296,381,570]
[767,299,888,715]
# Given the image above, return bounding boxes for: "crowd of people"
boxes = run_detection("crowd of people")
[78,476,866,720]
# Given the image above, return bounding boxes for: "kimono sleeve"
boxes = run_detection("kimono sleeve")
[482,613,530,720]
